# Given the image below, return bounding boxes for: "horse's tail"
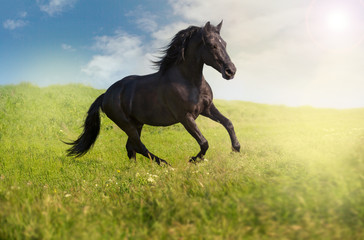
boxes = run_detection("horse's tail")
[65,94,105,157]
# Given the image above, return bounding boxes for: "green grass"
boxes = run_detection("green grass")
[1,83,363,239]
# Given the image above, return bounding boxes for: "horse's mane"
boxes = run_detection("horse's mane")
[153,26,201,73]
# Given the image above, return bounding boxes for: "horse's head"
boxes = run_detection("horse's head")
[201,21,236,80]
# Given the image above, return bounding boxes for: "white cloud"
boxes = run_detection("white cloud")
[3,11,29,30]
[151,21,189,47]
[82,30,154,88]
[61,43,75,51]
[126,6,159,33]
[19,12,28,18]
[136,17,158,33]
[37,0,77,16]
[82,22,194,89]
[3,19,28,30]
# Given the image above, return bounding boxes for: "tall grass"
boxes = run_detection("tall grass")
[0,83,363,239]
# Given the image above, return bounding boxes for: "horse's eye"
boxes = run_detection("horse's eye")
[212,44,217,49]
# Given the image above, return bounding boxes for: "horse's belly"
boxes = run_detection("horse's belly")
[146,118,179,127]
[129,97,177,126]
[133,108,178,126]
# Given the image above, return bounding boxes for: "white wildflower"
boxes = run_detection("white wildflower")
[147,176,155,183]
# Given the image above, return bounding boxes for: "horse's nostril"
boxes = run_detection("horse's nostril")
[225,68,234,76]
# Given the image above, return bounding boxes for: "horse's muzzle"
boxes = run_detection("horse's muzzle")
[222,63,236,80]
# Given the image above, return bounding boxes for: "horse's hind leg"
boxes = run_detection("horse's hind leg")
[126,125,143,160]
[126,138,136,160]
[111,116,169,165]
[125,127,169,166]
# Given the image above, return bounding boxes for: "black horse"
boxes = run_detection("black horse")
[66,21,240,165]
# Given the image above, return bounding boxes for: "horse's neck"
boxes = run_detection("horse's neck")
[177,48,204,86]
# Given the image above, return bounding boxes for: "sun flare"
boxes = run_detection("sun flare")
[306,0,364,51]
[326,10,350,33]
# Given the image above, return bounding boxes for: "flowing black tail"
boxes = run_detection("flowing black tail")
[65,94,105,157]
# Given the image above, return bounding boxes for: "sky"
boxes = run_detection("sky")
[1,0,364,109]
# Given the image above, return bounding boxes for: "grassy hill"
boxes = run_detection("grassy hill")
[1,83,363,239]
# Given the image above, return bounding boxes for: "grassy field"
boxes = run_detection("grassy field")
[0,83,363,239]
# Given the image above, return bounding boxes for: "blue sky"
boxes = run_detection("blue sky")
[1,0,364,108]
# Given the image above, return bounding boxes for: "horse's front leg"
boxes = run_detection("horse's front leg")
[202,103,240,152]
[181,113,209,162]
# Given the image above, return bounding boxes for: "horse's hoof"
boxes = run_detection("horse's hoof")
[189,157,197,164]
[232,144,241,152]
[160,159,171,167]
[189,156,204,164]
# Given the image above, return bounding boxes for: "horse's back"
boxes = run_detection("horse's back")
[102,73,178,126]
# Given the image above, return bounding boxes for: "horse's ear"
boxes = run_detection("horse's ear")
[216,20,223,34]
[204,21,212,32]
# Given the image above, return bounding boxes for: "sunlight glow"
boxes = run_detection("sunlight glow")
[326,10,350,33]
[306,0,364,52]
[304,0,364,108]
